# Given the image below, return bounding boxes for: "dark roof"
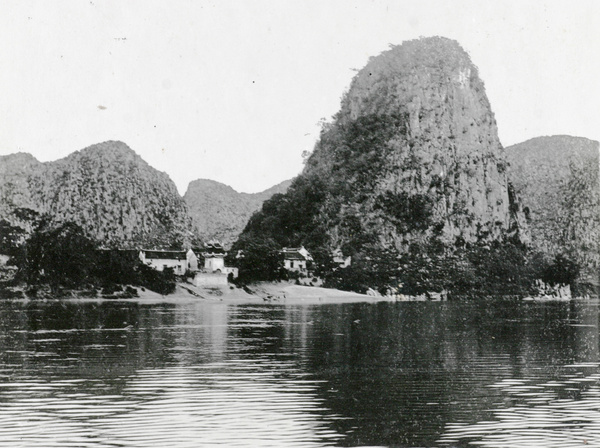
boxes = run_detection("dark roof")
[97,249,139,256]
[205,240,224,249]
[284,253,306,260]
[203,246,225,254]
[142,250,187,260]
[205,252,225,258]
[282,248,307,260]
[204,248,225,255]
[201,241,226,256]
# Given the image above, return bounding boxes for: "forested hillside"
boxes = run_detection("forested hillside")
[507,136,600,292]
[1,141,191,249]
[235,37,534,296]
[184,179,291,247]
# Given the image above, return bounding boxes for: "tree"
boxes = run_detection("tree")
[19,221,98,291]
[541,254,580,287]
[95,249,141,286]
[230,235,284,283]
[137,264,176,295]
[0,219,26,257]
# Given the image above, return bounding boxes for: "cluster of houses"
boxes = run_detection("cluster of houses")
[138,242,351,286]
[138,241,237,287]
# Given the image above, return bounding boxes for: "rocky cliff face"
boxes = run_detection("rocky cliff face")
[1,141,191,248]
[184,179,291,247]
[507,136,600,288]
[340,37,519,247]
[242,37,521,259]
[0,153,43,220]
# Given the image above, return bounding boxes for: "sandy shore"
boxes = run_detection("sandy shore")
[238,282,395,304]
[53,281,394,305]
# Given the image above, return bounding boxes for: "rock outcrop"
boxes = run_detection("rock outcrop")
[0,153,43,218]
[184,178,291,247]
[507,135,600,290]
[1,141,191,248]
[241,37,522,257]
[329,36,520,248]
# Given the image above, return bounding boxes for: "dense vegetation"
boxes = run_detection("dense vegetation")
[235,194,579,297]
[0,141,190,249]
[232,38,584,298]
[1,218,177,297]
[227,235,285,284]
[184,179,291,248]
[507,136,600,294]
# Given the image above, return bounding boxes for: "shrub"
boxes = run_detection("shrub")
[540,254,579,287]
[138,264,176,295]
[123,286,139,298]
[374,191,436,233]
[230,235,284,284]
[101,284,123,296]
[17,221,98,291]
[95,249,140,286]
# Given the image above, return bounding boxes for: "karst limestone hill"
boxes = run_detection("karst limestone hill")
[507,135,600,291]
[0,141,292,250]
[0,141,191,248]
[183,178,291,248]
[0,152,43,229]
[239,37,524,263]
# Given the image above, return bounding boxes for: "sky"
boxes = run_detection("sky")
[1,1,598,194]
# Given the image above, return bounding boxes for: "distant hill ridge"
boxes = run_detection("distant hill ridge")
[238,36,523,256]
[0,141,290,249]
[1,141,191,248]
[183,178,291,248]
[506,135,600,289]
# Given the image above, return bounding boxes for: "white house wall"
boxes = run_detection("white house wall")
[205,257,225,272]
[146,259,186,275]
[194,273,228,287]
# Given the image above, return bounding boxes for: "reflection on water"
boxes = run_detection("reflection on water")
[0,362,340,447]
[0,299,599,447]
[438,301,600,448]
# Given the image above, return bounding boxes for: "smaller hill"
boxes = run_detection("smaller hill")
[506,135,600,290]
[0,153,43,220]
[1,141,191,249]
[184,179,291,247]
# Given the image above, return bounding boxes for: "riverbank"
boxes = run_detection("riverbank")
[1,280,396,305]
[135,281,395,305]
[4,278,595,304]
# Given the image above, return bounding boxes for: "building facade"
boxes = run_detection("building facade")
[139,250,187,275]
[282,246,312,272]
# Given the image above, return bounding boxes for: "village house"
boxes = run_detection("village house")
[139,250,189,275]
[333,249,352,269]
[191,241,238,287]
[138,241,238,287]
[282,246,312,273]
[202,241,226,272]
[199,241,238,278]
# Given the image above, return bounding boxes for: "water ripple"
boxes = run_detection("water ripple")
[0,360,343,447]
[439,372,600,447]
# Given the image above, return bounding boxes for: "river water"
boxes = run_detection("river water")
[0,298,599,447]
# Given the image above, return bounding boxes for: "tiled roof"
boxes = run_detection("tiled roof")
[205,253,225,258]
[284,252,306,260]
[142,250,187,260]
[203,248,225,254]
[97,249,139,256]
[282,248,307,260]
[205,240,224,250]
